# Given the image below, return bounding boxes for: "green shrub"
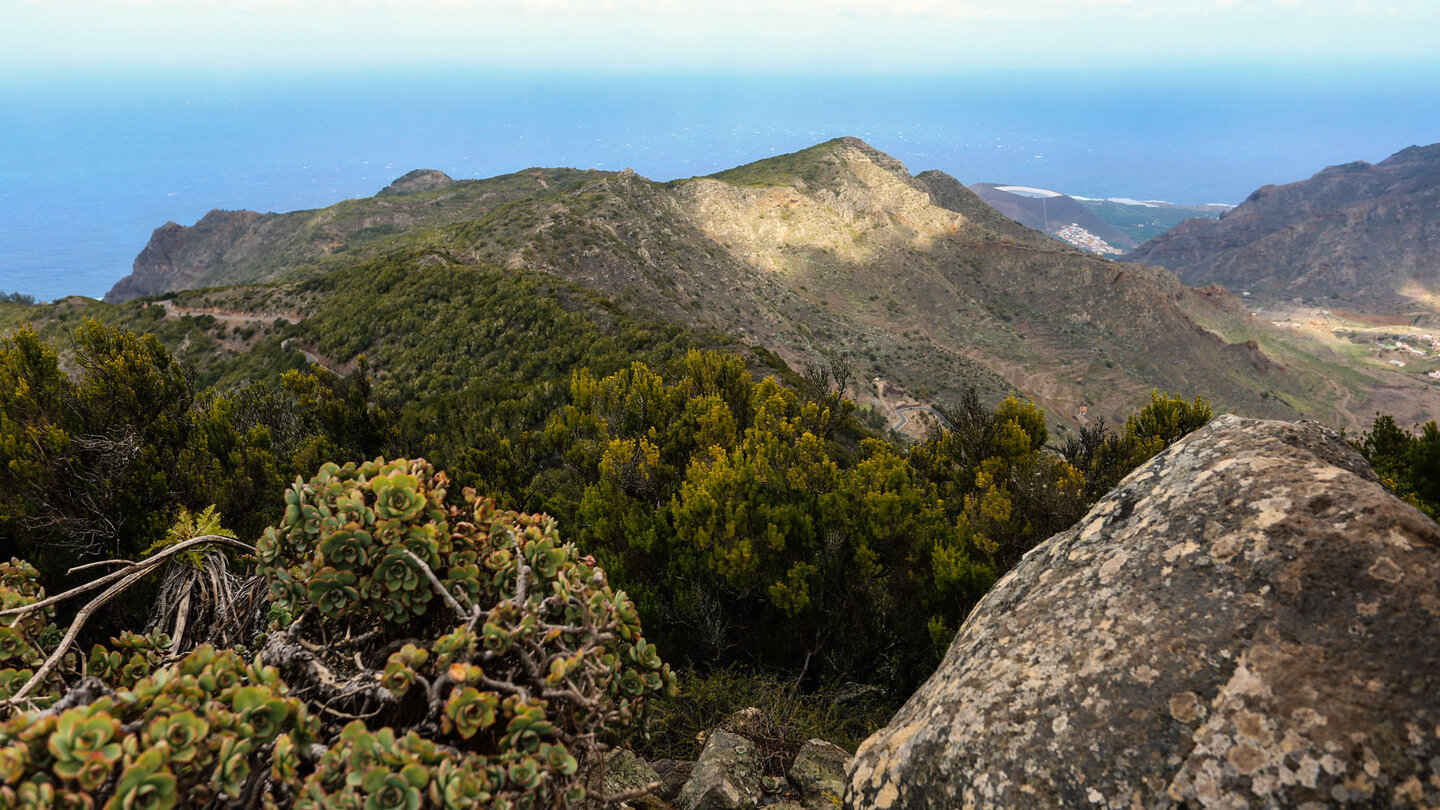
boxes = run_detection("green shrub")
[0,455,675,809]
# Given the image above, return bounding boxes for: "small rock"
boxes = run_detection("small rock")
[602,748,661,799]
[650,758,694,802]
[788,739,850,810]
[719,706,781,743]
[677,729,765,810]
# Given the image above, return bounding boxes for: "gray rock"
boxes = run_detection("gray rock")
[377,168,455,197]
[602,747,661,800]
[651,758,695,801]
[789,739,850,810]
[847,415,1440,809]
[677,729,765,810]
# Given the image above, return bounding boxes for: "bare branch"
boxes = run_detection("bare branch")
[5,565,150,706]
[66,559,136,576]
[401,550,470,622]
[0,535,255,618]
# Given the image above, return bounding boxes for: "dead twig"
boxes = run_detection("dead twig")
[401,550,471,622]
[0,535,255,619]
[0,535,257,709]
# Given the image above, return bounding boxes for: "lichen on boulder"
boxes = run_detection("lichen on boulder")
[678,729,765,810]
[846,415,1440,809]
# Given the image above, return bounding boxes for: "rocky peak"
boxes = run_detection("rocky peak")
[377,169,455,197]
[1380,142,1440,166]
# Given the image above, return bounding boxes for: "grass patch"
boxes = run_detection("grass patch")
[633,666,899,764]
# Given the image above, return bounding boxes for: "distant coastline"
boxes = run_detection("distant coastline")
[3,69,1437,301]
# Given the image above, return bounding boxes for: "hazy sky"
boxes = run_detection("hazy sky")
[6,0,1440,74]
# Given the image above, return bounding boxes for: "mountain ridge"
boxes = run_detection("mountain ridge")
[1125,142,1440,311]
[99,138,1335,429]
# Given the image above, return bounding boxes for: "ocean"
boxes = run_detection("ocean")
[2,67,1438,302]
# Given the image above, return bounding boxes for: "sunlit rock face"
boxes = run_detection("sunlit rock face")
[847,415,1440,809]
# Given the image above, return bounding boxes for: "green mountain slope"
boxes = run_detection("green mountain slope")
[104,168,608,302]
[93,137,1351,431]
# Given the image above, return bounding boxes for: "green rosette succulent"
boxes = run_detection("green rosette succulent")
[0,646,316,810]
[498,699,553,754]
[441,688,498,740]
[307,567,360,617]
[370,473,427,522]
[142,712,208,764]
[359,764,427,810]
[47,710,121,786]
[0,627,29,664]
[375,550,419,595]
[537,743,578,777]
[232,686,291,742]
[108,748,177,810]
[318,528,373,572]
[0,668,33,701]
[271,733,299,783]
[212,737,253,799]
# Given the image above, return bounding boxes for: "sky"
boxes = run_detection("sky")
[5,0,1440,75]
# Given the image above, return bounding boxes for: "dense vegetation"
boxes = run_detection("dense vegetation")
[1352,413,1440,517]
[6,303,1426,807]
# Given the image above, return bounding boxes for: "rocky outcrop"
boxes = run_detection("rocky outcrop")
[789,739,850,810]
[847,415,1440,809]
[1127,143,1440,309]
[377,169,455,196]
[677,730,765,810]
[102,167,590,303]
[603,748,663,800]
[104,210,267,302]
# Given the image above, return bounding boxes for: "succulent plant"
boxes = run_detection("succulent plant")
[109,747,177,810]
[0,646,316,810]
[0,456,675,809]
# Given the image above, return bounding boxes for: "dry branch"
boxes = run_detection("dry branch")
[0,534,257,709]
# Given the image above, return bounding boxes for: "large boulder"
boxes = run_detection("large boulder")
[847,415,1440,809]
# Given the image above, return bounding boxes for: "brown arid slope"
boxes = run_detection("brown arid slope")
[1127,143,1440,313]
[102,138,1336,431]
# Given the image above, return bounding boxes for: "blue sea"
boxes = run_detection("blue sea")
[2,67,1438,302]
